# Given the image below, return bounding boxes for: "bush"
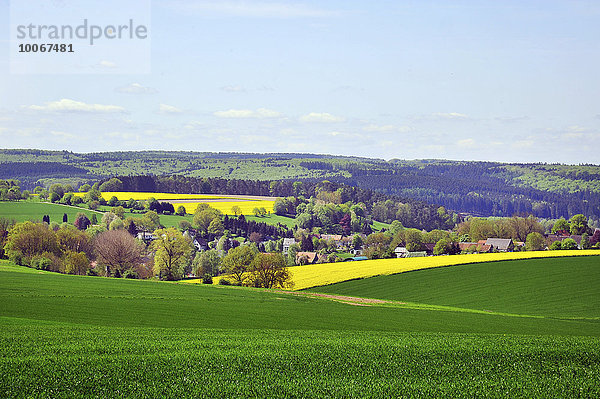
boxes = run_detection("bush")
[86,268,98,277]
[7,251,23,266]
[549,240,562,250]
[31,255,52,271]
[202,274,213,284]
[218,278,231,286]
[123,270,139,279]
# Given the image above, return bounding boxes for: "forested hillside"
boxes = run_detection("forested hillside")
[1,149,598,220]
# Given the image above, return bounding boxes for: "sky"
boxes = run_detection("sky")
[1,0,599,164]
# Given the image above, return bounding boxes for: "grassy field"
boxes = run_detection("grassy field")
[0,200,292,230]
[244,213,297,228]
[1,258,600,397]
[289,250,600,290]
[307,257,600,319]
[0,201,101,224]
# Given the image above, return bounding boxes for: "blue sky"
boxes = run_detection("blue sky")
[1,0,599,163]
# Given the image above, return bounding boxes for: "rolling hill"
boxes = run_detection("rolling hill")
[1,149,599,220]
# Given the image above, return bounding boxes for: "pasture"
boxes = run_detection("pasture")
[0,201,101,224]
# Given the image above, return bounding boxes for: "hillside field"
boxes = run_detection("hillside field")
[1,257,599,397]
[306,256,600,319]
[0,201,101,224]
[288,250,600,290]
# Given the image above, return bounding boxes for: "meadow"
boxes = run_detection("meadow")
[1,257,600,397]
[0,201,101,224]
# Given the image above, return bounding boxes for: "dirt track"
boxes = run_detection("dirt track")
[279,291,405,307]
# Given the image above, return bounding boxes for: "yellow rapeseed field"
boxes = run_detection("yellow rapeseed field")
[175,200,276,215]
[289,250,600,290]
[74,192,276,215]
[91,192,235,201]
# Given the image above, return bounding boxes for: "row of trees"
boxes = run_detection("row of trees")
[2,213,294,287]
[194,246,292,288]
[0,179,29,201]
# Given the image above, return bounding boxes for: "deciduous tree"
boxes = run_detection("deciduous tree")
[525,232,545,251]
[248,253,293,289]
[94,230,144,277]
[151,228,193,281]
[221,245,257,285]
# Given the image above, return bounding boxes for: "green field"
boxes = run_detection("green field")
[244,213,297,228]
[0,201,296,230]
[1,258,600,397]
[306,257,600,319]
[0,201,101,224]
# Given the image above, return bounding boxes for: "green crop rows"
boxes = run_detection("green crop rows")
[2,319,599,399]
[307,257,600,319]
[1,257,600,397]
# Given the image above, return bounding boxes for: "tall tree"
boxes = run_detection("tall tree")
[151,228,193,281]
[569,214,589,235]
[94,230,144,277]
[525,232,545,251]
[221,245,257,286]
[248,253,293,289]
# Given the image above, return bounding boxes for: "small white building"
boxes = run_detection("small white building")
[282,238,296,254]
[394,246,409,258]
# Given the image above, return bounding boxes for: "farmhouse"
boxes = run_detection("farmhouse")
[458,242,478,251]
[394,246,409,258]
[546,234,583,249]
[282,238,296,254]
[295,251,327,265]
[485,238,514,252]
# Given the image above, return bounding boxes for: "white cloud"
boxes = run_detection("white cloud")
[411,112,470,122]
[513,140,534,148]
[115,83,158,94]
[457,138,476,148]
[300,112,345,123]
[362,124,411,133]
[432,112,469,120]
[50,130,76,139]
[165,1,339,18]
[221,85,246,92]
[159,104,184,114]
[28,99,126,113]
[183,121,206,129]
[99,60,117,68]
[214,108,282,119]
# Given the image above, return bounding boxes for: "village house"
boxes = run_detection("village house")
[394,246,409,258]
[282,238,296,254]
[295,251,327,265]
[320,234,344,249]
[485,238,514,252]
[458,242,478,252]
[546,234,583,249]
[136,231,157,243]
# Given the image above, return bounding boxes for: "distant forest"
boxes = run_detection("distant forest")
[1,149,599,220]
